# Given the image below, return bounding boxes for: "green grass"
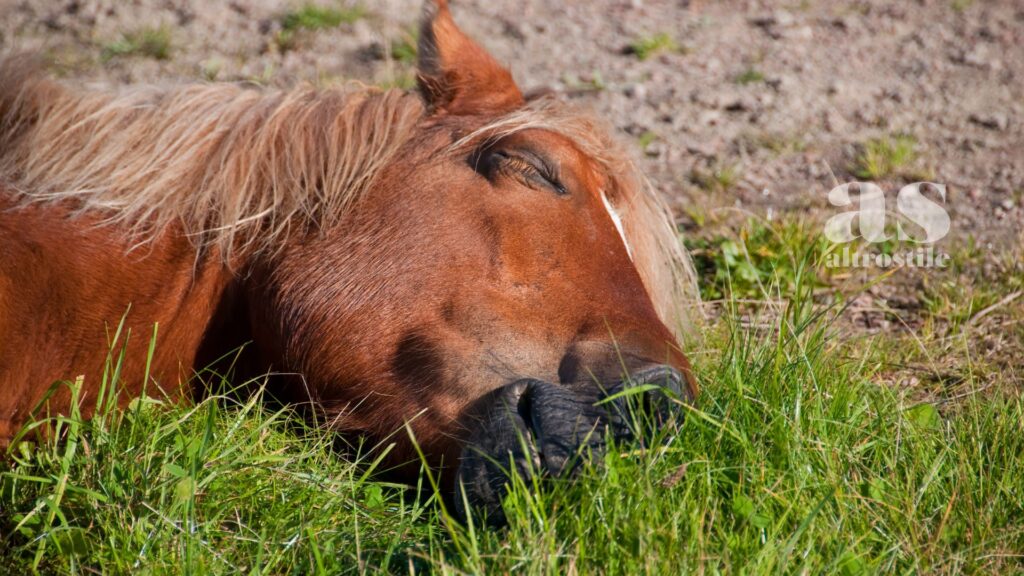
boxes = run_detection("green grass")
[743,130,809,156]
[3,224,1023,574]
[101,27,172,62]
[690,162,743,194]
[629,33,680,61]
[851,134,919,181]
[637,130,659,153]
[686,218,830,301]
[952,0,975,12]
[274,3,366,53]
[281,4,365,32]
[735,67,766,85]
[389,26,418,65]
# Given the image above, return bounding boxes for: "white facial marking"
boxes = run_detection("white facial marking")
[600,190,633,260]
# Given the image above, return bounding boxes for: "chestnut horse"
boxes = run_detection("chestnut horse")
[0,1,698,522]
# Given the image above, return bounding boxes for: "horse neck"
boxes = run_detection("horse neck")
[0,193,241,403]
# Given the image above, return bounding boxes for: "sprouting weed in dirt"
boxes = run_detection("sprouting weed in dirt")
[743,130,809,156]
[951,0,975,13]
[851,134,919,180]
[735,67,766,85]
[629,33,680,61]
[101,26,172,62]
[637,130,658,153]
[281,4,366,32]
[690,162,743,194]
[274,4,366,53]
[200,58,223,82]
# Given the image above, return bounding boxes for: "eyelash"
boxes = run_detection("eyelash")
[491,151,567,196]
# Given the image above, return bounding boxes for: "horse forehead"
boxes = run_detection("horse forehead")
[600,189,632,261]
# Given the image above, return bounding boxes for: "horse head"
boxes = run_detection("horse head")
[243,0,700,524]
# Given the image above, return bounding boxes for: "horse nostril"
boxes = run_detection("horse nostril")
[604,365,688,443]
[627,365,688,403]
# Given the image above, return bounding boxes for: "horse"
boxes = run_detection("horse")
[0,0,699,524]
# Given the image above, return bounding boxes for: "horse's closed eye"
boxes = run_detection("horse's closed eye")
[487,150,567,196]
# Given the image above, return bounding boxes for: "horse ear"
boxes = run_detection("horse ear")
[417,0,524,115]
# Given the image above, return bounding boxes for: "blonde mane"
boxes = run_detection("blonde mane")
[0,58,698,335]
[0,57,424,259]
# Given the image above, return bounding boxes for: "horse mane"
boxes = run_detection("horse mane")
[0,56,699,334]
[450,98,701,335]
[0,56,424,259]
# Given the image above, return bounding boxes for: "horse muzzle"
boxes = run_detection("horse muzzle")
[453,365,690,526]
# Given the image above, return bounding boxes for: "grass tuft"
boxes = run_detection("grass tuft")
[744,130,809,156]
[637,130,658,152]
[101,26,172,62]
[629,33,680,61]
[951,0,975,12]
[690,162,743,194]
[735,67,766,85]
[274,4,365,54]
[281,4,365,32]
[851,134,919,181]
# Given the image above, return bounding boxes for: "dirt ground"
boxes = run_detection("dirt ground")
[4,0,1021,236]
[2,0,1022,385]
